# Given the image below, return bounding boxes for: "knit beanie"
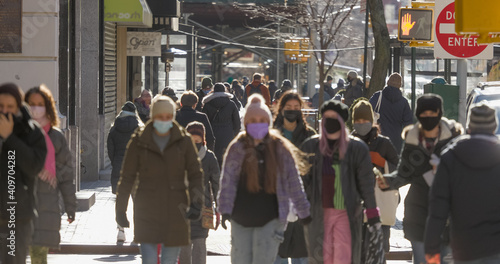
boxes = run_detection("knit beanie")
[121,101,136,112]
[320,99,349,122]
[416,94,443,118]
[352,100,374,123]
[201,77,213,89]
[467,102,498,134]
[244,94,272,126]
[186,121,206,143]
[347,70,358,79]
[282,79,292,88]
[0,83,24,108]
[150,95,176,118]
[213,83,226,93]
[387,72,402,88]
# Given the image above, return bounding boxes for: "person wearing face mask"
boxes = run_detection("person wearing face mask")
[24,85,77,264]
[344,70,364,107]
[134,89,152,123]
[378,94,463,264]
[116,95,203,264]
[179,121,220,264]
[351,100,399,254]
[202,83,241,167]
[273,91,316,264]
[196,77,213,111]
[0,83,46,264]
[300,99,380,264]
[218,94,311,264]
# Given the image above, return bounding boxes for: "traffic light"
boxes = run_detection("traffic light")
[398,8,434,42]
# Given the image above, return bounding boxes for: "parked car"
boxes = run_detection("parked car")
[466,82,500,116]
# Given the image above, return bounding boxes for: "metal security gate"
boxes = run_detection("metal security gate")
[102,22,117,169]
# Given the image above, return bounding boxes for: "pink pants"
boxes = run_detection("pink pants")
[323,208,351,264]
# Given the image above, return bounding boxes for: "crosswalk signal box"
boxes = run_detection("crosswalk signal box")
[398,8,434,42]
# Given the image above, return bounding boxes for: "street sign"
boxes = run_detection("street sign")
[455,0,500,44]
[434,0,493,59]
[398,8,433,42]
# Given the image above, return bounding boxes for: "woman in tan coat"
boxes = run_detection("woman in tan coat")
[115,95,203,264]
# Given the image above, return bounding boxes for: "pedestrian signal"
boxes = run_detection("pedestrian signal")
[398,8,434,42]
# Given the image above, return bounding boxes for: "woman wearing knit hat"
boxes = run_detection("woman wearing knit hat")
[300,99,381,264]
[378,93,462,264]
[273,91,316,264]
[115,95,203,264]
[351,100,399,254]
[218,94,311,264]
[179,121,220,264]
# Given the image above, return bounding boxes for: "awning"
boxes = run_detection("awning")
[104,0,153,28]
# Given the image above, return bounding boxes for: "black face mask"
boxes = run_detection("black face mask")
[418,116,441,131]
[283,110,301,123]
[324,118,341,134]
[195,143,203,150]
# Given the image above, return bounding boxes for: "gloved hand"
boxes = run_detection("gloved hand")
[426,253,441,264]
[185,204,201,221]
[221,214,231,230]
[67,212,75,224]
[116,211,130,228]
[300,216,312,225]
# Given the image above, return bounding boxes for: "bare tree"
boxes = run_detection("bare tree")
[235,0,358,107]
[367,0,390,98]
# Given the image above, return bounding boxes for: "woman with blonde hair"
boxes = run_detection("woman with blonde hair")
[218,94,311,264]
[25,85,77,264]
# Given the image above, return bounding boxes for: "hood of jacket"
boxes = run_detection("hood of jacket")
[382,85,404,103]
[202,92,233,107]
[114,115,140,133]
[403,117,463,146]
[445,134,500,169]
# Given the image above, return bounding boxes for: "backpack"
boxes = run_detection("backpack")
[247,83,263,97]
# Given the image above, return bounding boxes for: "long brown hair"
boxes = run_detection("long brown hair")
[25,84,60,128]
[237,129,311,193]
[274,91,309,127]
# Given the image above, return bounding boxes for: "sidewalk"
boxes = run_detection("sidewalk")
[57,181,411,258]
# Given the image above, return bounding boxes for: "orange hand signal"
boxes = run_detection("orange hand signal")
[401,13,416,36]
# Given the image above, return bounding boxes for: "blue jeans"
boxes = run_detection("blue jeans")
[411,240,452,264]
[273,257,308,264]
[231,219,286,264]
[140,243,180,264]
[455,253,500,264]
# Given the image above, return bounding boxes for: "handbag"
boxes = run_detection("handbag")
[373,91,382,124]
[201,203,215,229]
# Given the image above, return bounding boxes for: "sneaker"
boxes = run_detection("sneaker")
[117,227,126,243]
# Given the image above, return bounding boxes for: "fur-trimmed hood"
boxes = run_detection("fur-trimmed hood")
[201,92,233,105]
[402,117,464,146]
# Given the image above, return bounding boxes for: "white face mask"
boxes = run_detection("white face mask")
[30,106,46,120]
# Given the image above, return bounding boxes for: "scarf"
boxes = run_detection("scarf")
[198,145,207,160]
[39,123,57,188]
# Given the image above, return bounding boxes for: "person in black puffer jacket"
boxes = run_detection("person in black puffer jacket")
[107,102,144,194]
[179,122,220,264]
[202,83,241,167]
[0,83,47,264]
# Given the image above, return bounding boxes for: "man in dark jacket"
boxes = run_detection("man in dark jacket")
[274,79,293,103]
[344,70,364,107]
[323,75,336,98]
[0,83,47,264]
[202,83,240,167]
[425,103,500,264]
[196,77,213,111]
[176,91,215,150]
[369,72,413,152]
[268,80,278,102]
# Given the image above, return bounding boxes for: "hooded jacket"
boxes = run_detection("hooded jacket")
[385,118,462,242]
[300,136,377,264]
[0,105,46,223]
[202,92,241,165]
[32,127,76,248]
[107,112,142,193]
[425,134,500,261]
[369,86,413,152]
[344,77,364,107]
[115,121,203,246]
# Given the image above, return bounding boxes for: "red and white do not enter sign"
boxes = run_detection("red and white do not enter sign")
[434,2,492,59]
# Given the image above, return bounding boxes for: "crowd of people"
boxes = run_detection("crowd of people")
[1,68,500,264]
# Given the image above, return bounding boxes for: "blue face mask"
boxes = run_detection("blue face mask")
[203,89,211,95]
[153,120,173,134]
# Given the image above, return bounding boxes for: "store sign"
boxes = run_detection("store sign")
[127,32,161,57]
[104,0,152,27]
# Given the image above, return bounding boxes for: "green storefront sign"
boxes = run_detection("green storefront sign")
[104,0,152,27]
